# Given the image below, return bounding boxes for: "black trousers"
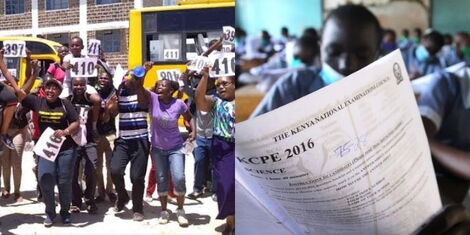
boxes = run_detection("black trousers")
[111,137,149,213]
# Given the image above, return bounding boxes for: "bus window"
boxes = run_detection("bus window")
[147,33,182,62]
[185,31,221,60]
[39,59,55,78]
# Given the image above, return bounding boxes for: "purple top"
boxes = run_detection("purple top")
[150,92,187,150]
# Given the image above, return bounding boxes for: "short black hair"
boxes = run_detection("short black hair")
[323,4,382,47]
[402,29,409,36]
[298,34,319,53]
[302,27,319,40]
[423,30,444,48]
[71,36,83,45]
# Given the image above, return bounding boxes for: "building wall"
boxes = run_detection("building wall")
[87,0,133,24]
[0,0,32,30]
[38,0,80,27]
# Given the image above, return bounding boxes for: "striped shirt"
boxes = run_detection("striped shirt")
[118,85,149,140]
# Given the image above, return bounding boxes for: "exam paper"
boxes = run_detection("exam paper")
[235,50,441,234]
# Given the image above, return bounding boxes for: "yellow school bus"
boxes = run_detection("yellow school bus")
[0,36,62,88]
[128,0,235,89]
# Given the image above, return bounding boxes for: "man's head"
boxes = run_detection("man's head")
[58,46,69,60]
[454,32,470,58]
[443,34,453,45]
[402,29,410,38]
[421,30,444,56]
[72,77,87,96]
[70,36,84,57]
[294,34,319,66]
[321,4,382,76]
[383,29,396,44]
[281,27,289,37]
[98,72,112,89]
[414,28,423,40]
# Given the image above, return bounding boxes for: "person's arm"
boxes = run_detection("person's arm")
[21,59,39,95]
[89,93,101,130]
[24,48,32,82]
[182,109,195,141]
[102,93,118,123]
[202,33,224,57]
[54,120,80,138]
[54,99,80,138]
[419,72,470,180]
[194,66,215,112]
[422,117,470,181]
[133,61,153,109]
[0,49,20,92]
[179,61,196,96]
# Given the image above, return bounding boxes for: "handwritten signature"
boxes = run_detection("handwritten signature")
[332,135,367,158]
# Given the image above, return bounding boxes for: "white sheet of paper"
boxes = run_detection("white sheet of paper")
[157,69,181,82]
[33,127,66,162]
[187,56,212,72]
[209,52,235,77]
[113,64,127,90]
[3,40,26,57]
[235,50,441,234]
[87,39,101,57]
[70,57,98,78]
[223,26,235,44]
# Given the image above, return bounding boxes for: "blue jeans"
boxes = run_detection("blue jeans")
[72,143,98,207]
[193,136,212,193]
[151,146,186,196]
[38,148,77,219]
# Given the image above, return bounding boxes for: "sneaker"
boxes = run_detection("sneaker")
[176,208,189,227]
[212,194,217,202]
[69,205,81,213]
[187,191,202,199]
[43,216,53,227]
[158,210,170,224]
[133,212,144,222]
[145,194,153,202]
[62,217,71,224]
[108,192,117,203]
[87,204,98,214]
[114,194,130,212]
[1,135,15,150]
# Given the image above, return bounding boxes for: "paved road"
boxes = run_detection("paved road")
[0,149,224,234]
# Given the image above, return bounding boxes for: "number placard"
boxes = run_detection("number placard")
[222,44,233,52]
[157,69,181,82]
[70,57,98,78]
[163,49,180,60]
[33,127,66,162]
[187,56,213,72]
[210,52,235,77]
[87,39,101,57]
[3,40,26,57]
[223,26,235,44]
